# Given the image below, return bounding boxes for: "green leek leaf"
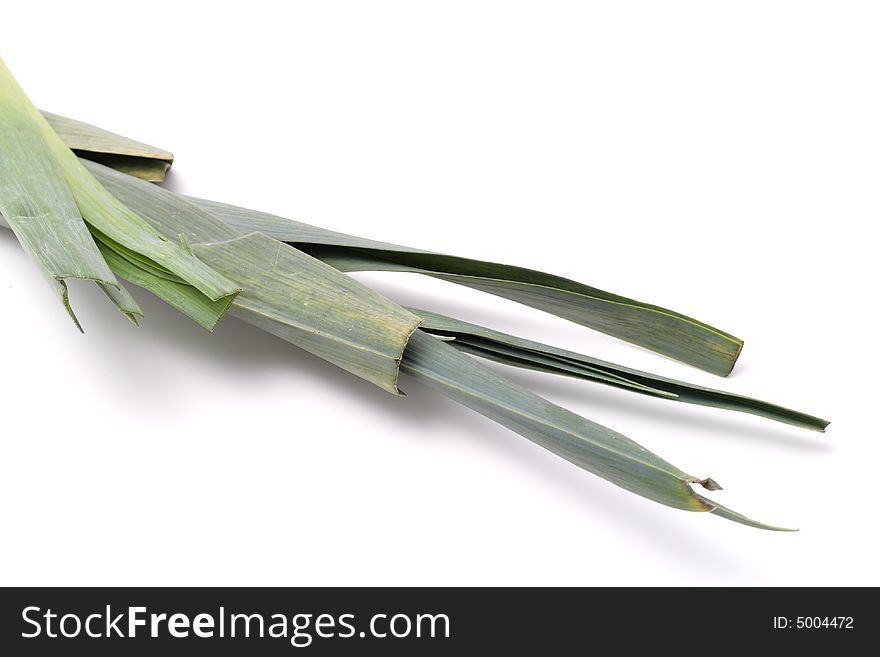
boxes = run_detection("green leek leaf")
[401,330,791,531]
[41,111,172,182]
[0,57,135,327]
[413,308,828,431]
[191,198,743,376]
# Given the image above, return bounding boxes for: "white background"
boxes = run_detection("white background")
[1,2,877,586]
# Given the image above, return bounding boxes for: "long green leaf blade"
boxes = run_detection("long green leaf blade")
[400,330,790,530]
[413,308,829,431]
[191,197,743,376]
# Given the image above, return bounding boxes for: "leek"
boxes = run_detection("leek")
[0,94,827,529]
[84,161,813,528]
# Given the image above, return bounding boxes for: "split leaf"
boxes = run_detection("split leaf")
[413,308,829,431]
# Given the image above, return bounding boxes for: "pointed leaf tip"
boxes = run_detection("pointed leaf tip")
[696,494,797,532]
